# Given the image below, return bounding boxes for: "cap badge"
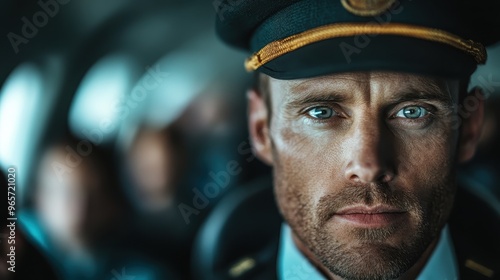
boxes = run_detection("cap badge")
[341,0,397,16]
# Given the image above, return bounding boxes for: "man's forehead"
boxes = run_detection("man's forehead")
[269,71,459,102]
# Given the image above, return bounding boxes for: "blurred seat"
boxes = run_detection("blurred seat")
[191,175,281,280]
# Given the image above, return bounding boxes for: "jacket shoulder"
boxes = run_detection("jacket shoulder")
[449,184,500,279]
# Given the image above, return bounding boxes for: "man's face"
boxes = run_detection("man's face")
[263,72,462,279]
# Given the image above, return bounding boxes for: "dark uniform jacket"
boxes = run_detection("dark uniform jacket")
[192,176,500,280]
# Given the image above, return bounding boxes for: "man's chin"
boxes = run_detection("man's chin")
[320,243,420,280]
[311,225,432,280]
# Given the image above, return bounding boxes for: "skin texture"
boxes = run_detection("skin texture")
[248,72,484,280]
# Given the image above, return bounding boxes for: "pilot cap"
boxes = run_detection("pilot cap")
[215,0,500,79]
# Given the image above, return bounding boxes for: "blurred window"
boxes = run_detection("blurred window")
[0,63,43,185]
[68,54,138,144]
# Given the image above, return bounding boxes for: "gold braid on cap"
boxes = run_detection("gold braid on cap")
[245,22,486,71]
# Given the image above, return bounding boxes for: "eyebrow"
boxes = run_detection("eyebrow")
[285,91,349,110]
[388,84,454,106]
[286,79,454,106]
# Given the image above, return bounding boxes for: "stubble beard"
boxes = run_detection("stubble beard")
[274,168,455,280]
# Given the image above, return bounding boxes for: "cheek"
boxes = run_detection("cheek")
[272,123,344,220]
[396,128,458,187]
[394,128,458,223]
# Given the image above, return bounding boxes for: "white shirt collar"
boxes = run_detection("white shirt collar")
[278,224,458,280]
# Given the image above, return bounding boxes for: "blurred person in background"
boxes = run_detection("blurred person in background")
[122,123,192,277]
[127,125,186,213]
[34,135,124,279]
[33,134,176,279]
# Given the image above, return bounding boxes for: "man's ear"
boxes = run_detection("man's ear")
[458,87,484,163]
[247,89,273,165]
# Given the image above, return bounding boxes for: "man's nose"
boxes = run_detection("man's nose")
[343,119,395,184]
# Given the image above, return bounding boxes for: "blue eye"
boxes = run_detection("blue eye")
[395,106,429,119]
[307,106,335,119]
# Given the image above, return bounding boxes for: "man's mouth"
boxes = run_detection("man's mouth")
[333,205,407,227]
